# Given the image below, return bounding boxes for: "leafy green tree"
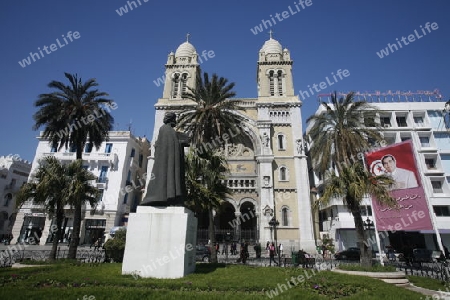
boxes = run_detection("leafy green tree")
[103,228,127,263]
[307,92,395,267]
[178,72,246,150]
[307,92,383,174]
[318,162,395,266]
[32,72,114,259]
[184,148,231,263]
[16,157,99,260]
[178,72,245,263]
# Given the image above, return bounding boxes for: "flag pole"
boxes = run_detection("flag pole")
[361,153,384,266]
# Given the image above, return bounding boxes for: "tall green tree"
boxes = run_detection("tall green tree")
[33,72,114,259]
[177,71,245,262]
[307,92,396,266]
[307,92,383,174]
[177,72,246,150]
[317,162,395,266]
[184,148,231,263]
[16,157,99,260]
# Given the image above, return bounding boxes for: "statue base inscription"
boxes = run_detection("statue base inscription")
[122,206,197,279]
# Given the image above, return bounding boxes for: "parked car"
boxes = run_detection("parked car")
[334,247,360,260]
[195,245,211,262]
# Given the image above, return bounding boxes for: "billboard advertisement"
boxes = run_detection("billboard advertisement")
[365,140,433,231]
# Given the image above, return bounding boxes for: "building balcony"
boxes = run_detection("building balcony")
[42,152,118,165]
[95,177,108,189]
[223,178,257,191]
[83,152,118,162]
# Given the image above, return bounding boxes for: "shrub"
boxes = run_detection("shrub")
[103,228,126,262]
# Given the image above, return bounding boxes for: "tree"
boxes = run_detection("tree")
[32,72,114,259]
[177,72,246,150]
[177,72,245,263]
[16,157,99,260]
[184,148,231,263]
[103,228,127,263]
[65,160,101,256]
[317,162,395,266]
[306,92,383,174]
[307,92,396,267]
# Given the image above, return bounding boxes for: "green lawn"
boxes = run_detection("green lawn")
[407,275,450,293]
[0,263,425,299]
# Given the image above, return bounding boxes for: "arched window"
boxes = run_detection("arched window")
[277,70,283,96]
[282,207,289,226]
[171,72,188,98]
[4,193,12,206]
[181,73,188,96]
[279,167,288,181]
[277,134,285,150]
[171,73,180,98]
[269,70,275,96]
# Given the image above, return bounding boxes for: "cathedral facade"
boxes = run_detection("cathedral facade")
[145,36,316,252]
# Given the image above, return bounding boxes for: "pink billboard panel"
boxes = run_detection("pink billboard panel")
[365,140,433,231]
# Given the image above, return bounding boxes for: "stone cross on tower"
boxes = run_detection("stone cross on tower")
[186,33,190,42]
[269,29,273,39]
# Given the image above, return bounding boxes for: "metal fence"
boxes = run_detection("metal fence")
[0,248,108,267]
[197,229,257,245]
[386,260,450,282]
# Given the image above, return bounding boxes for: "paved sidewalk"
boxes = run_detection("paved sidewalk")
[11,263,48,269]
[405,284,450,299]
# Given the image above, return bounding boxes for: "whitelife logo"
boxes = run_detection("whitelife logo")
[376,22,438,59]
[18,31,81,68]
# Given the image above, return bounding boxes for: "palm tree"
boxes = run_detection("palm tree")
[33,72,114,259]
[307,91,396,266]
[177,72,247,151]
[16,157,99,260]
[307,92,383,174]
[184,148,231,263]
[16,157,67,260]
[177,71,245,262]
[65,160,101,254]
[317,162,395,266]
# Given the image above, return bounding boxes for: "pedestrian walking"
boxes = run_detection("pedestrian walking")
[269,242,278,266]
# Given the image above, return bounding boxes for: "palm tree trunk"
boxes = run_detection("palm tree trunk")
[351,205,372,267]
[49,209,64,260]
[68,143,84,259]
[68,201,81,259]
[208,208,217,263]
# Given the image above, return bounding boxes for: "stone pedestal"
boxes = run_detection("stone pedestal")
[122,206,197,279]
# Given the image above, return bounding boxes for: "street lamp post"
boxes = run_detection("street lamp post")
[269,217,280,266]
[363,217,374,260]
[225,232,231,264]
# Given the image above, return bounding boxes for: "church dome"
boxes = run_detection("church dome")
[175,41,196,57]
[260,38,283,55]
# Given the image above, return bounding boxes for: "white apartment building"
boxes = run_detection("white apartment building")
[307,93,450,253]
[0,155,32,242]
[12,131,150,245]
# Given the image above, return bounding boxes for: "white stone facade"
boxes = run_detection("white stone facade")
[11,131,150,245]
[307,98,450,253]
[145,36,316,252]
[0,155,31,242]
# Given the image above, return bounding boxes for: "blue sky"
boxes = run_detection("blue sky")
[1,0,449,162]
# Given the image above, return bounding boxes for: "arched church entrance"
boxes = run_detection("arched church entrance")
[239,201,258,243]
[214,201,236,243]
